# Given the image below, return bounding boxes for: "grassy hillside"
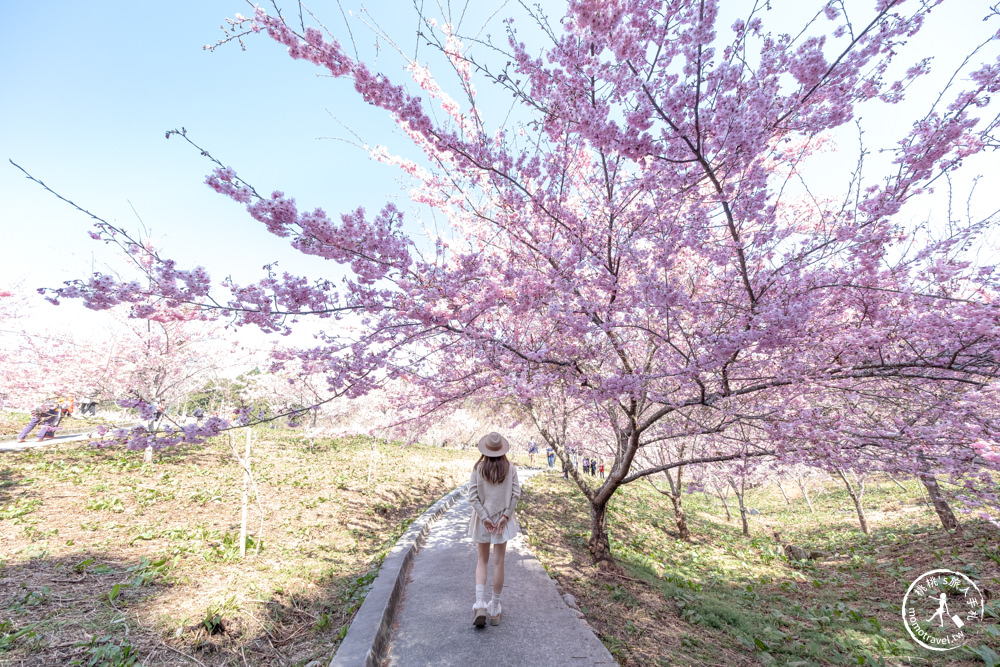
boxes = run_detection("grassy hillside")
[0,433,471,666]
[519,470,1000,666]
[4,433,999,666]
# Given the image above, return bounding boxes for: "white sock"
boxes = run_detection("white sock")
[476,584,485,602]
[491,592,501,605]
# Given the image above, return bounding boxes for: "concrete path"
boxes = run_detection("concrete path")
[383,471,617,666]
[0,421,145,453]
[0,430,98,453]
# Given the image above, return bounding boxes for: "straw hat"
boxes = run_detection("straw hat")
[477,432,510,457]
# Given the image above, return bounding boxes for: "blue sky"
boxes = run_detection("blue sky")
[2,0,473,337]
[3,2,406,288]
[2,1,998,336]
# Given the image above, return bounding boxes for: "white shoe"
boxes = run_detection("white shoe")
[487,600,501,625]
[472,600,487,627]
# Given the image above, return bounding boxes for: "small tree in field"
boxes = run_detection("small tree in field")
[648,466,693,541]
[834,467,871,534]
[24,0,1000,564]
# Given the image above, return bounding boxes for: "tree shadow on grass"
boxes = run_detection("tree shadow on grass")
[0,550,368,666]
[519,474,997,665]
[0,465,33,506]
[606,549,939,666]
[0,436,469,666]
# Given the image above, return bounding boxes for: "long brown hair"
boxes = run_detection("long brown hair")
[475,454,509,485]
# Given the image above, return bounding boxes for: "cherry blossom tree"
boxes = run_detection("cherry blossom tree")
[21,0,1000,563]
[112,314,219,407]
[0,288,123,412]
[0,289,32,410]
[232,353,328,428]
[648,465,693,541]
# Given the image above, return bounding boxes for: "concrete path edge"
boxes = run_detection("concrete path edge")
[329,482,469,667]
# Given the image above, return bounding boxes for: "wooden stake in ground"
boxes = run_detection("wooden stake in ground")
[367,436,378,487]
[229,429,265,558]
[240,429,251,558]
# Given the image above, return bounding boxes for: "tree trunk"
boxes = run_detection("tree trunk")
[533,418,634,567]
[729,478,749,536]
[668,495,691,540]
[715,483,732,521]
[835,468,869,534]
[796,477,815,514]
[588,498,614,566]
[240,429,251,558]
[660,468,691,541]
[776,480,791,505]
[367,436,378,486]
[919,471,962,534]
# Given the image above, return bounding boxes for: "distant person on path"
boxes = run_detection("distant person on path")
[468,432,521,628]
[546,445,555,469]
[599,461,605,479]
[18,399,60,442]
[527,441,538,466]
[79,397,97,417]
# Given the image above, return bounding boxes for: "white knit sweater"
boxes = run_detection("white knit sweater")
[468,462,521,523]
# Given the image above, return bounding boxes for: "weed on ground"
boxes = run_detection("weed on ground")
[6,433,999,666]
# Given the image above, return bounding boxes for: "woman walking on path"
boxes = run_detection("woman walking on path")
[468,432,521,628]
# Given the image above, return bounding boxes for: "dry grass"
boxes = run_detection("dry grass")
[0,412,24,437]
[0,431,471,666]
